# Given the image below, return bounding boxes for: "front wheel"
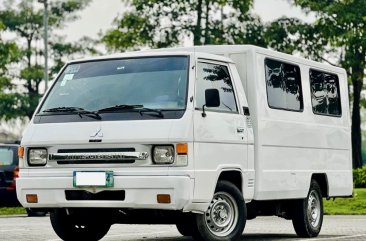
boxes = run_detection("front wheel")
[50,209,111,241]
[26,208,47,217]
[292,180,323,237]
[176,222,195,236]
[193,181,246,241]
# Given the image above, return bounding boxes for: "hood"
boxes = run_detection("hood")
[21,114,193,146]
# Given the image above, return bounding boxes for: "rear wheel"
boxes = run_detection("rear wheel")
[193,181,246,241]
[50,209,111,241]
[292,180,323,237]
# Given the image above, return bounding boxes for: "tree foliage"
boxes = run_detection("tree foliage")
[102,0,266,51]
[266,0,366,168]
[0,0,92,119]
[0,21,22,120]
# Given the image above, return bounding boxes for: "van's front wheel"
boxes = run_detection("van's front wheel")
[50,209,111,241]
[292,180,323,237]
[194,181,246,241]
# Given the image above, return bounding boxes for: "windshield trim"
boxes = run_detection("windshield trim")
[34,55,191,123]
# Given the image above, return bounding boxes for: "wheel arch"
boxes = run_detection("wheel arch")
[217,169,243,194]
[311,173,329,198]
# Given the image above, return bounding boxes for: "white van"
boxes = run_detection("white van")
[16,45,352,241]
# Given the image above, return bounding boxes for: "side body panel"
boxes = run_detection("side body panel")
[252,51,352,200]
[183,45,352,201]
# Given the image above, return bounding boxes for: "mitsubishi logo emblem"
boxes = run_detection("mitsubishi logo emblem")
[90,128,103,138]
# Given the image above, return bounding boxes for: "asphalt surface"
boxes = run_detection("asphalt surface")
[0,215,365,241]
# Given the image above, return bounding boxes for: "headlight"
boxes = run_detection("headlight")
[152,146,174,164]
[28,148,48,166]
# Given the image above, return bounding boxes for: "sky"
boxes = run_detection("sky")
[61,0,315,43]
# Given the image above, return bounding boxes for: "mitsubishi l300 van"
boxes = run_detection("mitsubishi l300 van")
[17,45,352,241]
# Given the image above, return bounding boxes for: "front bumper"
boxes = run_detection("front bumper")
[16,175,194,210]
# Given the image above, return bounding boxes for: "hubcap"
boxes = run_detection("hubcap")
[307,190,321,228]
[205,192,238,236]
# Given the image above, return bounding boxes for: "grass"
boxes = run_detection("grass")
[324,188,366,215]
[0,207,26,216]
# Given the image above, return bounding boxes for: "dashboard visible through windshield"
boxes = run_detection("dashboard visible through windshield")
[35,56,189,123]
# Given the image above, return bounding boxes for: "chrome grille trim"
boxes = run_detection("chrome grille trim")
[49,152,149,161]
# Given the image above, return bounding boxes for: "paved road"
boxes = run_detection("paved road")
[0,215,365,241]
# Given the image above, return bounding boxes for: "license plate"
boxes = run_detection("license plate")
[73,171,114,187]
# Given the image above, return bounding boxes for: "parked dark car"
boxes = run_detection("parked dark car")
[0,143,46,216]
[0,143,19,206]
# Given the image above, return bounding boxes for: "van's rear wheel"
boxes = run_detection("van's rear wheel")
[50,209,111,241]
[193,181,246,241]
[292,180,323,237]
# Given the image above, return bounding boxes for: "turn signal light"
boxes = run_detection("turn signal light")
[157,194,171,204]
[18,147,24,158]
[26,194,38,203]
[176,143,188,155]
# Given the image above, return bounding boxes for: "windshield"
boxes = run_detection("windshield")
[0,147,14,166]
[39,56,189,115]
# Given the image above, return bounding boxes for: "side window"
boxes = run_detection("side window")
[196,62,238,113]
[265,58,303,111]
[310,69,341,116]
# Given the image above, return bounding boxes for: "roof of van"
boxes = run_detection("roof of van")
[156,45,346,74]
[67,45,345,74]
[67,50,234,64]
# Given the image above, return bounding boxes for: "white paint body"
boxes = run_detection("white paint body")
[16,45,352,213]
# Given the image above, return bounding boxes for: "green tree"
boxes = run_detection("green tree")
[265,0,366,168]
[0,0,92,119]
[102,0,266,51]
[0,21,22,120]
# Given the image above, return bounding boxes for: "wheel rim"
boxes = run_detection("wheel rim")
[205,191,239,237]
[307,190,321,228]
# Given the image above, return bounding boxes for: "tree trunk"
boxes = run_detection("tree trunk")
[194,0,203,45]
[27,38,32,68]
[204,0,210,44]
[351,64,364,168]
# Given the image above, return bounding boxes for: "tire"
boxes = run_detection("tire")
[26,208,47,217]
[193,181,246,241]
[292,180,323,238]
[50,209,111,241]
[176,213,197,236]
[176,222,195,236]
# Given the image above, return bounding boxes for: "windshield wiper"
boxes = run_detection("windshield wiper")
[97,104,144,112]
[41,107,102,120]
[138,107,164,118]
[42,107,83,113]
[97,104,164,118]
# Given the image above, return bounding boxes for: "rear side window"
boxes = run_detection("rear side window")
[265,58,303,111]
[0,148,14,166]
[310,70,341,116]
[196,62,238,113]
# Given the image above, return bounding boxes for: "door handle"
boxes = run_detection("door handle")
[237,127,245,133]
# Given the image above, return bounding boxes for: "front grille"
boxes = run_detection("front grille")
[56,148,137,165]
[58,148,135,153]
[57,160,135,165]
[65,190,125,201]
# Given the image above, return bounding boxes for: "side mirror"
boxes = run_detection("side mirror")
[202,89,220,117]
[205,89,220,107]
